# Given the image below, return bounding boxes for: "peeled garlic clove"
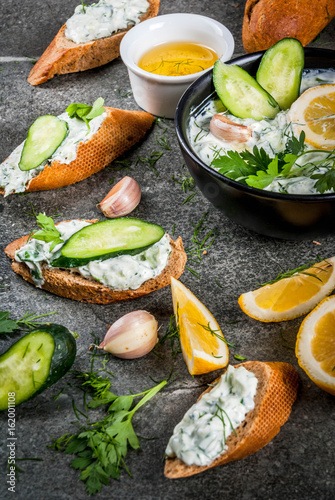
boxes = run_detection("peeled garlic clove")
[210,114,252,143]
[99,310,158,359]
[97,176,141,218]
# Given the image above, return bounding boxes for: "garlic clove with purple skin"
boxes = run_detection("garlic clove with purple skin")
[97,176,141,218]
[99,310,158,359]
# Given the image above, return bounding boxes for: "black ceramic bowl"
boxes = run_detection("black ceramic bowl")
[175,48,335,240]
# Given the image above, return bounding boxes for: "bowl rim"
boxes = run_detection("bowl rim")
[175,47,335,202]
[120,13,235,85]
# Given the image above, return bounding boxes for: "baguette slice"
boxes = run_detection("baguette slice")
[0,107,154,195]
[242,0,335,53]
[164,361,299,479]
[5,227,187,304]
[28,0,160,85]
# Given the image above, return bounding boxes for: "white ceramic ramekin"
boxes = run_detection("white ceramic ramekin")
[120,13,234,118]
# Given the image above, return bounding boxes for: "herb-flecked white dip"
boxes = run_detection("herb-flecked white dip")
[165,365,258,467]
[188,70,335,195]
[65,0,149,44]
[0,113,106,196]
[15,220,171,290]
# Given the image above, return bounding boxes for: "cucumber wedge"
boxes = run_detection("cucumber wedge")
[213,60,280,120]
[257,38,304,110]
[19,115,69,171]
[0,324,76,410]
[51,218,165,268]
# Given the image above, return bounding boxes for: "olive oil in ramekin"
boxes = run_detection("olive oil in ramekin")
[138,41,219,77]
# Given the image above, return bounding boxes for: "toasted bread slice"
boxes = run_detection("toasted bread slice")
[5,229,187,304]
[0,107,154,195]
[28,0,160,85]
[164,361,299,478]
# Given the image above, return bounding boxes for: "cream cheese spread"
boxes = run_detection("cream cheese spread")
[65,0,149,44]
[188,69,335,195]
[0,112,106,196]
[165,365,258,467]
[15,220,171,290]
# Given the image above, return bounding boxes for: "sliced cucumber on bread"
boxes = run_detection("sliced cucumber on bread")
[213,60,280,120]
[51,219,165,268]
[0,324,76,410]
[257,38,304,110]
[19,115,69,171]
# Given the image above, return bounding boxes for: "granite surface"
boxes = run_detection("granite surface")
[1,1,335,499]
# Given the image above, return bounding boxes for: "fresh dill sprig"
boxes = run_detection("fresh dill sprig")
[171,171,195,193]
[156,135,171,150]
[185,212,216,278]
[0,310,58,335]
[234,354,247,361]
[117,88,132,98]
[258,257,327,286]
[108,159,131,172]
[135,152,163,176]
[156,314,181,359]
[198,322,235,348]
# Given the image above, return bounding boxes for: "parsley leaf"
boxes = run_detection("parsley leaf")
[31,213,64,251]
[246,156,279,189]
[66,97,105,129]
[312,168,335,194]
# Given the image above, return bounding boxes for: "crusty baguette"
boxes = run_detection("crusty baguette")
[28,0,160,85]
[164,361,299,478]
[0,107,154,195]
[5,229,187,304]
[242,0,335,53]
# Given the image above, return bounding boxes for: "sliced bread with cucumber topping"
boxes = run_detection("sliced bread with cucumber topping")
[0,104,154,196]
[28,0,160,86]
[5,219,187,304]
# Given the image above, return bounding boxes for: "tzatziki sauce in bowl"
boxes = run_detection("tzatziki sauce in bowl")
[175,48,335,240]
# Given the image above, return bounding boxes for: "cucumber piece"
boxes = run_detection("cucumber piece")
[19,115,69,171]
[0,324,76,410]
[213,60,280,120]
[51,218,165,268]
[257,38,304,110]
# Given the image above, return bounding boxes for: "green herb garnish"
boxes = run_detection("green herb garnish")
[30,213,64,250]
[0,310,58,335]
[156,313,181,359]
[198,322,235,348]
[258,257,328,286]
[234,354,247,361]
[66,97,105,130]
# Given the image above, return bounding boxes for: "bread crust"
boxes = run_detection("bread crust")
[242,0,335,53]
[0,107,154,195]
[5,229,187,304]
[164,361,299,478]
[28,0,160,85]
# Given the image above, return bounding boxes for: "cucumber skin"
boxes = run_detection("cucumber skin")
[256,38,304,110]
[213,61,280,120]
[18,115,69,172]
[0,324,76,410]
[51,218,165,268]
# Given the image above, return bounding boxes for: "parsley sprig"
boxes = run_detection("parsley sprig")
[50,379,166,495]
[66,97,105,130]
[30,213,63,251]
[0,310,58,334]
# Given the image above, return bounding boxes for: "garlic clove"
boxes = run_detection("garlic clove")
[99,310,158,359]
[97,176,141,218]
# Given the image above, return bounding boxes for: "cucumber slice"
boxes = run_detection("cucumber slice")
[0,324,76,410]
[213,60,280,120]
[257,38,304,110]
[51,218,165,268]
[19,115,69,171]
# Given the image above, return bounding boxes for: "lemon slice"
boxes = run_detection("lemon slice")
[296,295,335,395]
[238,258,335,322]
[171,277,229,375]
[288,84,335,150]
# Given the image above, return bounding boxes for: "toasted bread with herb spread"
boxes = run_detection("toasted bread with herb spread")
[5,226,187,304]
[164,361,299,478]
[242,0,335,53]
[28,0,160,85]
[0,107,154,196]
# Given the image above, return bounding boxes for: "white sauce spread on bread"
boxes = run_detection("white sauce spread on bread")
[0,112,106,196]
[65,0,149,44]
[15,220,171,290]
[188,70,335,195]
[165,365,258,466]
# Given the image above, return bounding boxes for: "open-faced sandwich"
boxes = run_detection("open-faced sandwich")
[165,361,299,478]
[5,216,187,304]
[28,0,160,85]
[0,98,153,196]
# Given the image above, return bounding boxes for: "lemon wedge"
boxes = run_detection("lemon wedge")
[296,295,335,395]
[238,258,335,322]
[171,277,229,375]
[288,84,335,150]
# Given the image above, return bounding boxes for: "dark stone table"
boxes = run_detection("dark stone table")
[1,1,334,499]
